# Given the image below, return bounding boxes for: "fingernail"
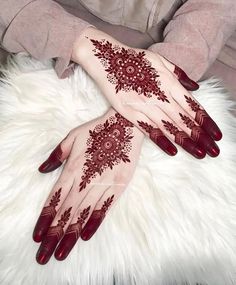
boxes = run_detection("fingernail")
[207,144,220,157]
[36,250,50,265]
[193,146,206,159]
[38,159,62,173]
[211,130,222,141]
[36,234,60,265]
[55,244,71,261]
[166,145,178,156]
[54,233,77,261]
[33,229,44,243]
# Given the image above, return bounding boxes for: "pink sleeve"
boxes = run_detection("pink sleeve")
[0,0,92,78]
[148,0,236,81]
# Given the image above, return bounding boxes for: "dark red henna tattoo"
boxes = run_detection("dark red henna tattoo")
[79,113,133,191]
[33,188,62,242]
[184,95,222,141]
[137,121,177,156]
[162,120,206,159]
[174,65,199,91]
[81,195,114,241]
[91,39,169,102]
[179,113,220,157]
[36,207,72,265]
[54,206,91,260]
[38,144,63,173]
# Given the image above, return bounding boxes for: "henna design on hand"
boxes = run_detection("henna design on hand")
[33,188,62,242]
[179,113,220,157]
[162,120,206,159]
[91,39,169,102]
[79,113,133,191]
[137,121,177,156]
[184,96,222,141]
[81,195,115,241]
[54,206,91,260]
[36,207,72,265]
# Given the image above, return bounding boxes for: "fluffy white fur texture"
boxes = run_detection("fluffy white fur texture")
[0,54,236,285]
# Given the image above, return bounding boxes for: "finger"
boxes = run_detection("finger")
[178,112,220,157]
[36,172,108,264]
[160,56,199,91]
[54,175,118,260]
[36,205,74,265]
[169,83,222,141]
[38,131,76,173]
[137,120,177,156]
[81,184,123,241]
[32,179,74,243]
[139,106,206,159]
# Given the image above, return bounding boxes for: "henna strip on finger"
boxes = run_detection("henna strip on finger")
[33,188,62,242]
[137,121,177,156]
[184,95,222,141]
[38,144,63,173]
[162,120,206,159]
[81,195,114,241]
[54,206,91,260]
[179,113,220,157]
[174,65,199,91]
[36,207,72,265]
[91,39,169,102]
[79,113,133,191]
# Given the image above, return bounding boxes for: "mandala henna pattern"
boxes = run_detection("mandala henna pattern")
[81,195,115,241]
[33,188,62,242]
[79,113,134,192]
[91,39,169,102]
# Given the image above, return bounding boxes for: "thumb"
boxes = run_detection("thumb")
[38,132,75,173]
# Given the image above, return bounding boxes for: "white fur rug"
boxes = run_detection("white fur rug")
[0,54,236,285]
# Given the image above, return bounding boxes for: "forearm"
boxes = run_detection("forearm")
[148,0,236,80]
[0,0,92,78]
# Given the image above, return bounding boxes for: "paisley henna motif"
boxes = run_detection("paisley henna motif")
[137,121,177,155]
[79,113,133,191]
[33,188,62,242]
[81,195,115,241]
[36,207,72,265]
[55,206,91,260]
[161,120,205,159]
[91,39,169,102]
[184,95,222,141]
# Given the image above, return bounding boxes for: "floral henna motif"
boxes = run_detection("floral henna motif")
[179,113,202,141]
[162,120,205,159]
[33,188,62,242]
[79,113,133,191]
[81,195,115,241]
[137,121,177,156]
[184,95,222,141]
[91,39,169,102]
[54,206,91,260]
[36,207,72,265]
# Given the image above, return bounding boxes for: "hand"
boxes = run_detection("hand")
[72,27,222,159]
[33,109,144,264]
